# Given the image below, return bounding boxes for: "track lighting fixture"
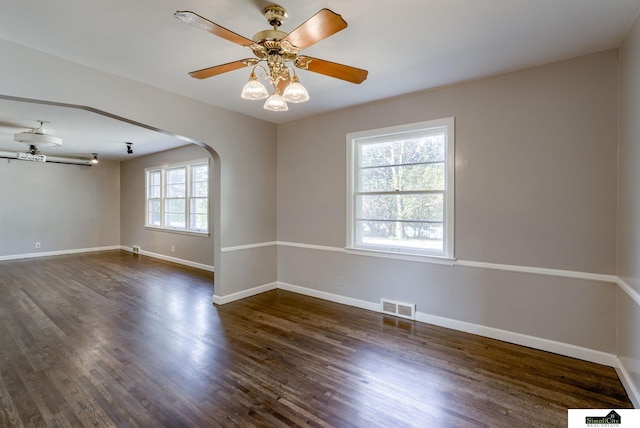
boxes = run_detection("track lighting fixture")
[126,142,133,154]
[91,153,99,164]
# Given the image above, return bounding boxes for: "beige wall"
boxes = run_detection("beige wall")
[0,159,120,256]
[120,144,214,266]
[617,13,640,405]
[278,50,619,353]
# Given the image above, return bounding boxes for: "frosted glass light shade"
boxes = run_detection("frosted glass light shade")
[282,82,309,103]
[241,79,269,100]
[263,94,288,111]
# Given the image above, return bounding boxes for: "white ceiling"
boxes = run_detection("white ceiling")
[0,0,639,160]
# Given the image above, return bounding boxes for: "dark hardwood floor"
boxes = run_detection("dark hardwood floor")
[0,251,632,427]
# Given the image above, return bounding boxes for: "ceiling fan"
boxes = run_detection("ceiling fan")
[174,5,368,111]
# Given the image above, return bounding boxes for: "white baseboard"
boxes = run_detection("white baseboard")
[414,311,617,367]
[278,282,380,312]
[0,245,121,261]
[212,282,278,305]
[275,281,617,368]
[120,246,214,272]
[616,359,640,408]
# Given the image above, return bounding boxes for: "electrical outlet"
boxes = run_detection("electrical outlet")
[171,245,175,252]
[35,242,41,249]
[338,275,344,287]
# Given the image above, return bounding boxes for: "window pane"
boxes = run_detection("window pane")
[359,134,445,168]
[148,199,160,213]
[149,186,160,199]
[147,200,160,226]
[165,213,186,229]
[165,196,186,228]
[357,220,443,252]
[190,198,208,214]
[357,193,443,222]
[166,183,186,198]
[192,181,208,198]
[165,198,185,229]
[359,163,444,192]
[165,198,185,213]
[149,212,161,226]
[166,167,186,184]
[148,171,161,198]
[192,165,208,182]
[149,171,161,185]
[190,213,208,232]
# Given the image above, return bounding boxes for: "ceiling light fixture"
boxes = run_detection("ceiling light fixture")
[175,6,368,113]
[91,153,99,164]
[14,120,62,147]
[241,64,308,111]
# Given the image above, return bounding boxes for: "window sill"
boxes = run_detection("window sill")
[345,247,455,265]
[144,226,210,238]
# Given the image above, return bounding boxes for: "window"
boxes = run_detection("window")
[145,159,209,234]
[347,118,454,258]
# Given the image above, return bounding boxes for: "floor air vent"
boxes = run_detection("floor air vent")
[381,298,416,320]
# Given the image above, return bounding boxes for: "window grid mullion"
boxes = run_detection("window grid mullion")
[186,165,192,231]
[354,190,445,196]
[358,160,445,170]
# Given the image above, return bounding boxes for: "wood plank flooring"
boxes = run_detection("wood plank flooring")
[0,251,632,427]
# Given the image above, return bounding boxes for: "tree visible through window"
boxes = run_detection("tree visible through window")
[348,118,454,258]
[145,159,209,233]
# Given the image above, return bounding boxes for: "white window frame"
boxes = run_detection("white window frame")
[346,117,455,260]
[145,158,209,235]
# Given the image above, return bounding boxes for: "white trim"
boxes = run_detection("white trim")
[0,245,121,261]
[455,259,617,283]
[414,311,617,367]
[278,281,380,312]
[345,247,455,265]
[277,241,616,283]
[616,276,640,307]
[212,282,278,305]
[120,246,214,272]
[277,241,346,253]
[616,360,640,408]
[272,281,617,367]
[346,117,456,259]
[221,241,278,253]
[144,226,210,238]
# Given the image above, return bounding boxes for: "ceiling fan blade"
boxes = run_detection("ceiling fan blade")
[175,11,255,47]
[281,9,347,50]
[295,56,368,84]
[188,59,254,79]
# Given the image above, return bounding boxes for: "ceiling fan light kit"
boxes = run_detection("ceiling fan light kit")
[263,90,288,112]
[175,4,368,112]
[240,70,269,100]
